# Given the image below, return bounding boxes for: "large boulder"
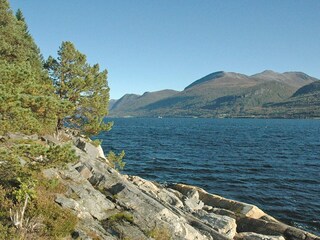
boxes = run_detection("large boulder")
[127,175,184,208]
[170,184,266,218]
[195,209,237,239]
[183,189,205,211]
[74,137,107,160]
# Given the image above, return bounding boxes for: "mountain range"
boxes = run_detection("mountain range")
[109,70,320,118]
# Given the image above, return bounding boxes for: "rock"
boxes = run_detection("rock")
[284,227,320,240]
[128,175,184,208]
[100,173,221,239]
[74,218,117,240]
[203,205,213,211]
[69,183,115,221]
[18,157,27,166]
[171,184,266,219]
[58,166,115,221]
[236,217,320,240]
[74,137,86,151]
[7,133,38,140]
[0,135,7,142]
[155,208,210,240]
[235,232,286,240]
[74,137,106,160]
[195,209,237,239]
[212,208,236,219]
[42,168,60,179]
[237,217,287,236]
[41,134,60,146]
[96,144,107,159]
[75,165,93,180]
[184,189,204,211]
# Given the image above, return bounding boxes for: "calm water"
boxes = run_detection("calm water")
[96,118,320,235]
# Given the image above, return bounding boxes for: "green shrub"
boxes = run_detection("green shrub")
[46,144,79,167]
[107,150,125,171]
[0,142,78,239]
[91,139,102,147]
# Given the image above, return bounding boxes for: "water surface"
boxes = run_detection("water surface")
[96,118,320,235]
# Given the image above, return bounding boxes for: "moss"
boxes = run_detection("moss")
[147,226,172,240]
[108,212,134,224]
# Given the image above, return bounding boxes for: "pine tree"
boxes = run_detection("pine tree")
[0,0,59,134]
[46,41,112,136]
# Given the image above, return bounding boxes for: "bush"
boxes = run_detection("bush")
[0,140,78,239]
[107,150,125,171]
[46,144,79,167]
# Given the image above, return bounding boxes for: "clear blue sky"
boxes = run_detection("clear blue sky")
[10,0,320,99]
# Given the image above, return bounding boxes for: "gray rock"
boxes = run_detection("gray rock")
[203,205,213,211]
[171,184,266,219]
[127,175,184,208]
[42,168,60,179]
[184,189,204,211]
[235,232,285,240]
[7,133,38,140]
[195,209,237,239]
[211,208,236,219]
[74,137,106,160]
[41,134,60,146]
[0,135,7,142]
[74,137,87,151]
[18,157,27,166]
[76,165,93,180]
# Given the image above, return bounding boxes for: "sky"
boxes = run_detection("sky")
[9,0,320,99]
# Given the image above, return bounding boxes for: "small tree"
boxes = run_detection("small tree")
[45,41,112,136]
[107,150,126,171]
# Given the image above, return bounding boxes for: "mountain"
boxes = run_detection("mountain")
[109,99,118,110]
[110,89,179,117]
[109,70,319,118]
[255,81,320,118]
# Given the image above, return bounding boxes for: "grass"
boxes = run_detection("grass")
[108,212,134,224]
[147,226,172,240]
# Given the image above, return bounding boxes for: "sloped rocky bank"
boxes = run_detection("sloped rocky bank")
[7,131,320,240]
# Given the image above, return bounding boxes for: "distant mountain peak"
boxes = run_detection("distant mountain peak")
[184,71,226,90]
[261,70,278,74]
[252,70,280,77]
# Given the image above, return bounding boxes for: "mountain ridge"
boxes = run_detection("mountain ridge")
[110,70,319,118]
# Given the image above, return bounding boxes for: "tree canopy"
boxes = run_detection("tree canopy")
[0,0,60,134]
[45,41,112,136]
[0,0,111,136]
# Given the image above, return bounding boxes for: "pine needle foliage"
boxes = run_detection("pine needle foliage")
[45,41,113,136]
[0,0,60,135]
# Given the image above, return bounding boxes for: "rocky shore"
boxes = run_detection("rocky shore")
[10,131,320,240]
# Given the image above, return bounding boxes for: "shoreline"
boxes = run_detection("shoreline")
[52,132,320,239]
